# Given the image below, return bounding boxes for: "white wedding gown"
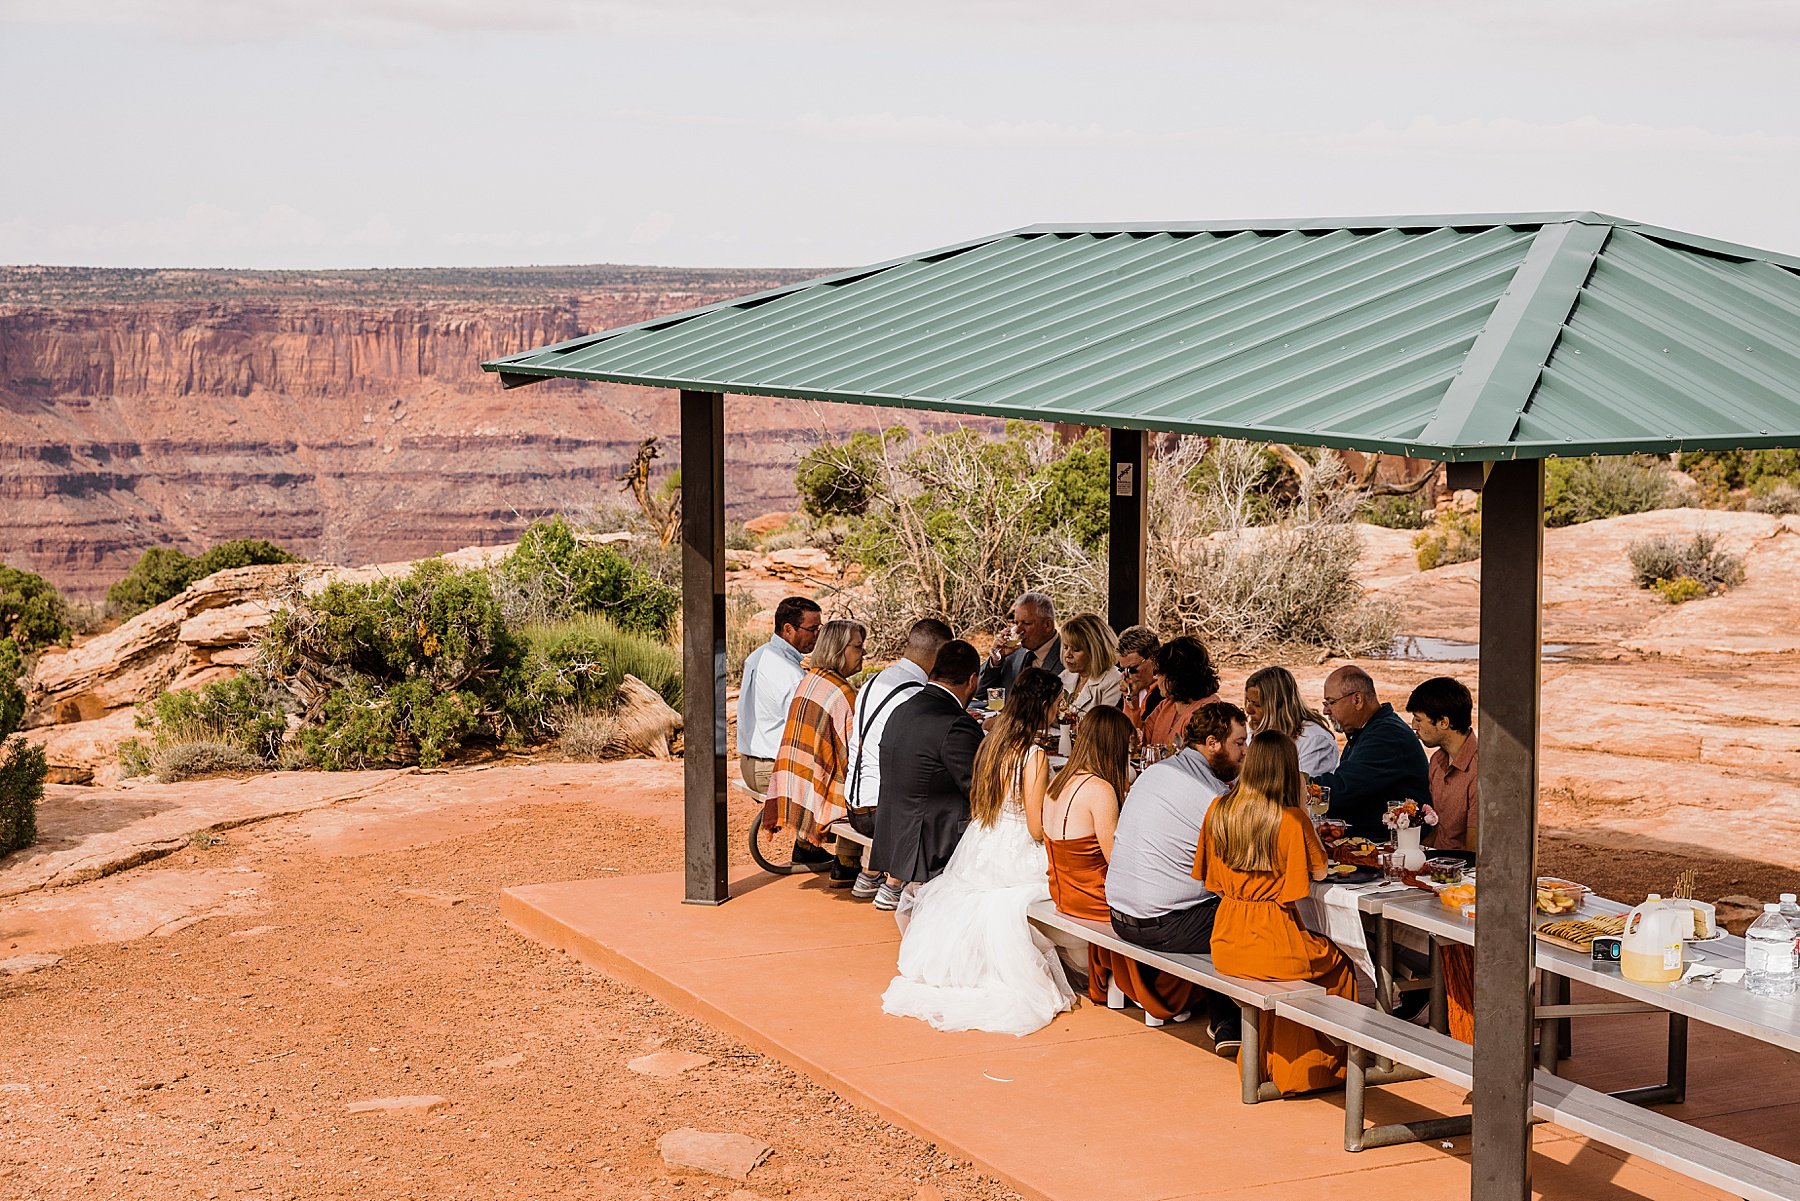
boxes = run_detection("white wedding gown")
[881,748,1076,1036]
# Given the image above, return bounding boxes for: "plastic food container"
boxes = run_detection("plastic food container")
[1439,882,1477,911]
[1424,858,1465,885]
[1535,877,1590,915]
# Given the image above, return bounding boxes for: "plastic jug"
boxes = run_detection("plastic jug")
[1620,894,1685,984]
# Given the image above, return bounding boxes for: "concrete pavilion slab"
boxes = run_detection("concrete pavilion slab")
[500,870,1777,1201]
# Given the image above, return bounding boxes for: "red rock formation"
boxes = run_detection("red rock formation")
[0,266,987,597]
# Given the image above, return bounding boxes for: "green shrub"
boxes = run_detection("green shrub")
[494,516,679,636]
[1361,493,1431,530]
[1650,576,1708,604]
[1679,449,1800,504]
[0,637,45,855]
[0,737,44,856]
[125,673,291,774]
[106,539,299,618]
[1413,510,1482,570]
[1544,456,1677,527]
[1038,428,1112,551]
[0,564,73,652]
[265,559,529,769]
[522,615,681,712]
[795,429,892,518]
[1627,531,1745,600]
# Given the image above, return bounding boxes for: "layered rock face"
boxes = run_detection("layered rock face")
[0,266,982,597]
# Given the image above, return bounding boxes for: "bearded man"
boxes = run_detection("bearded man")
[1105,701,1249,1055]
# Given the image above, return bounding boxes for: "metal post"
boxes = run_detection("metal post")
[1107,427,1148,632]
[680,390,729,905]
[1472,457,1545,1201]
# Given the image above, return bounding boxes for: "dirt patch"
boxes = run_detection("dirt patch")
[0,785,1019,1201]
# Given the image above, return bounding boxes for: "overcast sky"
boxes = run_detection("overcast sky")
[3,0,1798,270]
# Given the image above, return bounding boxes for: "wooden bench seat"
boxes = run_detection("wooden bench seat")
[1277,994,1800,1198]
[825,819,872,850]
[1026,900,1323,1103]
[1533,1070,1800,1201]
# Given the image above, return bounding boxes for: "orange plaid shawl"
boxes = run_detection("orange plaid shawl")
[769,668,858,843]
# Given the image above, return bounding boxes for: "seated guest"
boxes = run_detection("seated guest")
[1312,666,1431,841]
[868,640,985,911]
[1116,626,1163,731]
[1194,730,1355,1095]
[1058,612,1124,719]
[1407,675,1479,852]
[738,596,823,862]
[979,591,1063,695]
[769,620,867,884]
[882,667,1075,1035]
[844,618,954,899]
[1044,707,1198,1023]
[1244,666,1340,777]
[1139,635,1221,752]
[1108,701,1249,1054]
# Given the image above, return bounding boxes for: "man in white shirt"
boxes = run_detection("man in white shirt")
[1107,700,1248,1055]
[843,618,952,898]
[737,596,821,798]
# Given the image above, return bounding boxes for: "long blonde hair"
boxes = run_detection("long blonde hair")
[1245,665,1328,740]
[970,667,1061,828]
[1207,731,1301,872]
[1059,612,1118,681]
[1048,706,1132,811]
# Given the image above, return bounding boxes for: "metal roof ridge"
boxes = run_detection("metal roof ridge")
[1414,219,1611,451]
[1014,212,1597,235]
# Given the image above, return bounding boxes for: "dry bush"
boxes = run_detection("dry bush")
[555,708,620,761]
[1146,439,1396,659]
[146,739,267,782]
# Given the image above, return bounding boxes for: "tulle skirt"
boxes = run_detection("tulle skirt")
[881,811,1075,1036]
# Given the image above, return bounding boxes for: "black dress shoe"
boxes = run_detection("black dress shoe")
[1392,988,1430,1022]
[828,859,858,887]
[791,839,834,867]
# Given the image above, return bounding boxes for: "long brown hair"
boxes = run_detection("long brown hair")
[1049,706,1132,812]
[970,667,1061,828]
[1207,731,1302,872]
[1246,665,1328,739]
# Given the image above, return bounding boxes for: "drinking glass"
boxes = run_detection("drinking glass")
[988,687,1007,713]
[1379,852,1404,882]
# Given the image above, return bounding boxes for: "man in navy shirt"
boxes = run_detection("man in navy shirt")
[1312,665,1431,841]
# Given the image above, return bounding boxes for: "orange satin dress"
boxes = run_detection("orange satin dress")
[1193,805,1356,1095]
[1138,693,1219,750]
[1044,833,1200,1021]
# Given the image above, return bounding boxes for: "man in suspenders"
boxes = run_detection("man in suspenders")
[843,618,953,904]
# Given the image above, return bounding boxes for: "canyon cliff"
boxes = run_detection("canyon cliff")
[0,265,984,597]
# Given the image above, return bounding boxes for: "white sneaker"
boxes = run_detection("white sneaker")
[851,870,882,899]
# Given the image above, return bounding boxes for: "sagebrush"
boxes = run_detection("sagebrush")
[1626,531,1745,602]
[1545,456,1678,527]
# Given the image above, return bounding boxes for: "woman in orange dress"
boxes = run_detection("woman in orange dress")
[1193,730,1356,1095]
[1043,708,1199,1022]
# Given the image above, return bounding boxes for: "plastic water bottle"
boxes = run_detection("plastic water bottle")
[1780,893,1800,924]
[1744,903,1798,998]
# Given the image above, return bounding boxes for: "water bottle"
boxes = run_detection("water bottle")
[1779,893,1800,924]
[1744,903,1798,998]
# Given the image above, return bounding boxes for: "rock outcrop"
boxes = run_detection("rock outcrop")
[0,265,990,598]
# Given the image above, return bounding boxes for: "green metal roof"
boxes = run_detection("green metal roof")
[484,212,1800,461]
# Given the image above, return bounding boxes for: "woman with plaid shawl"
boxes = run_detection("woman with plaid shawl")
[770,619,867,873]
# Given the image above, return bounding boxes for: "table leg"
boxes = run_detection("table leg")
[1376,915,1396,1014]
[1427,936,1448,1034]
[1666,1012,1688,1104]
[1536,972,1567,1074]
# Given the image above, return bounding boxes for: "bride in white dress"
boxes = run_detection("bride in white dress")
[883,666,1075,1036]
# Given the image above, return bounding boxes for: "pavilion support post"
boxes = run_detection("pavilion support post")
[1471,457,1545,1201]
[679,389,729,905]
[1107,428,1149,632]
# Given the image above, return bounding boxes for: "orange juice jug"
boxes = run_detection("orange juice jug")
[1620,894,1685,984]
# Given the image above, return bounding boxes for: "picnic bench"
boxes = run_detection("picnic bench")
[1278,993,1799,1200]
[1027,900,1344,1103]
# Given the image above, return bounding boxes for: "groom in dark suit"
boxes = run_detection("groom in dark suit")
[869,639,985,906]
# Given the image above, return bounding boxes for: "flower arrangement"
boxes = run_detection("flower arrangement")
[1382,798,1438,831]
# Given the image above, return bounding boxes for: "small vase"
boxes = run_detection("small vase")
[1395,824,1426,872]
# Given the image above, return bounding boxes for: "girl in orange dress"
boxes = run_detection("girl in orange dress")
[1193,730,1355,1095]
[1043,708,1199,1021]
